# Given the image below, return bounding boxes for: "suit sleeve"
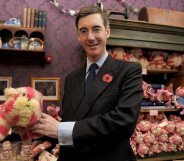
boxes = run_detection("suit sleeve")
[73,62,143,145]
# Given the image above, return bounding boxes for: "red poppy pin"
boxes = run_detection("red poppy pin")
[102,74,113,83]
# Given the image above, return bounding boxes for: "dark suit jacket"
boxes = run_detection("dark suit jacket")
[59,56,143,161]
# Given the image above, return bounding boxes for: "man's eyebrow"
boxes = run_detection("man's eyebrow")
[79,25,102,30]
[78,27,87,31]
[92,25,101,28]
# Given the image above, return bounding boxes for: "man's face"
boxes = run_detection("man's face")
[77,13,110,60]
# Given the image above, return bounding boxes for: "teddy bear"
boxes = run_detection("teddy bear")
[0,87,43,143]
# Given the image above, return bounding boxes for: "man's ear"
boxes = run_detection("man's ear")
[77,32,81,42]
[106,25,110,38]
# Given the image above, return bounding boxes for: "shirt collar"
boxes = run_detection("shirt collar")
[86,52,108,73]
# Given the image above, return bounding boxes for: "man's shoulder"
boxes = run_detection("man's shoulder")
[113,59,141,69]
[67,66,85,78]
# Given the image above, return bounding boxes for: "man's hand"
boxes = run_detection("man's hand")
[29,112,60,139]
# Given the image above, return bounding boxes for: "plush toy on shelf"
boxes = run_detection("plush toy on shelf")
[0,87,43,143]
[175,86,184,108]
[166,53,183,69]
[110,47,126,60]
[148,51,169,70]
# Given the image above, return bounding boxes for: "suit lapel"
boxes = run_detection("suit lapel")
[74,56,117,119]
[71,66,86,116]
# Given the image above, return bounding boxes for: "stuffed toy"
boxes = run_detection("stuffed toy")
[47,104,62,121]
[142,81,156,101]
[166,53,183,69]
[175,86,184,108]
[138,56,149,69]
[124,53,138,62]
[129,48,144,58]
[0,87,43,143]
[30,141,52,159]
[156,89,173,106]
[110,47,126,60]
[148,51,169,70]
[137,143,149,157]
[143,131,155,146]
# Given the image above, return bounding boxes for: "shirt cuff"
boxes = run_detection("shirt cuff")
[58,122,75,146]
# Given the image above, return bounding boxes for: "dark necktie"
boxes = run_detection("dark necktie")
[85,63,99,92]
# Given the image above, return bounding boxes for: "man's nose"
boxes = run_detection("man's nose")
[87,30,95,40]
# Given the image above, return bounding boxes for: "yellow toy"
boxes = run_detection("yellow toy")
[0,87,43,143]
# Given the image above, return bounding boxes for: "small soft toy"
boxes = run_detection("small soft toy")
[136,120,151,132]
[175,86,184,109]
[151,123,162,137]
[133,131,144,144]
[138,56,149,69]
[143,131,155,146]
[158,133,169,142]
[164,121,175,134]
[166,53,183,69]
[0,87,43,143]
[175,122,184,136]
[30,141,51,159]
[148,51,169,69]
[137,143,149,157]
[110,47,126,60]
[124,53,138,62]
[169,134,182,146]
[129,48,144,58]
[156,89,173,106]
[149,142,159,156]
[47,104,62,121]
[142,81,156,101]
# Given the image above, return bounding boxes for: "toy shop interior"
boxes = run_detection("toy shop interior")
[0,0,184,161]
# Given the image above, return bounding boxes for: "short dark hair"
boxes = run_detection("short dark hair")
[75,5,109,29]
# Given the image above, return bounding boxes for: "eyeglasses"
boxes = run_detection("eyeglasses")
[78,26,103,37]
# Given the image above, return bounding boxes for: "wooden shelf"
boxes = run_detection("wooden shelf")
[141,107,177,112]
[0,25,46,67]
[0,25,45,35]
[147,69,179,74]
[107,18,184,52]
[137,151,184,161]
[142,68,179,76]
[0,48,45,67]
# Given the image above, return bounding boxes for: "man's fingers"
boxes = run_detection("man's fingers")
[41,112,49,118]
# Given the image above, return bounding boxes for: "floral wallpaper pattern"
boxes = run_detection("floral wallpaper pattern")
[0,0,183,107]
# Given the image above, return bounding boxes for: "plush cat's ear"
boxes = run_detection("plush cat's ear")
[4,87,16,99]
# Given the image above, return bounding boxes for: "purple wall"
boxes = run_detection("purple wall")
[0,0,183,107]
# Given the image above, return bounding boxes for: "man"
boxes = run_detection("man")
[30,5,143,161]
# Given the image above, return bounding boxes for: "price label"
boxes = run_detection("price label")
[159,121,168,128]
[149,110,158,116]
[142,68,147,75]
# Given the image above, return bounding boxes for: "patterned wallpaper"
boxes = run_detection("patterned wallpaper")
[0,0,183,107]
